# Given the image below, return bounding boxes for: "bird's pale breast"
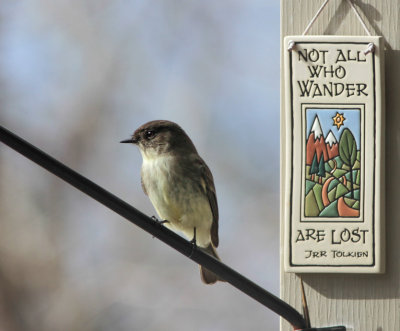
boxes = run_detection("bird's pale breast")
[141,153,213,247]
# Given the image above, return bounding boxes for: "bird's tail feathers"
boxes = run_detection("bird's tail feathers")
[199,244,225,285]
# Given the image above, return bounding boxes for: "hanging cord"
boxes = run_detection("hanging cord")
[288,0,375,54]
[302,0,372,36]
[345,0,371,36]
[302,0,330,35]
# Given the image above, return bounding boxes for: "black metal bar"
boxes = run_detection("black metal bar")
[299,327,346,331]
[0,125,306,329]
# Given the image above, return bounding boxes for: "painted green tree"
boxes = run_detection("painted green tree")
[318,154,325,183]
[310,152,318,181]
[339,128,357,198]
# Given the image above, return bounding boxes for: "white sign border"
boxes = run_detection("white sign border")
[283,36,385,273]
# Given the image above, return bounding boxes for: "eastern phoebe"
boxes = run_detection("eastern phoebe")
[121,120,223,284]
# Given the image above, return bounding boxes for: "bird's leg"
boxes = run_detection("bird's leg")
[190,227,197,246]
[189,227,197,258]
[151,215,169,225]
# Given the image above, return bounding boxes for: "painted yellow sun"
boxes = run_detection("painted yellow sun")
[332,112,345,129]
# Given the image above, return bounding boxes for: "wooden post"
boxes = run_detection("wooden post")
[280,1,399,330]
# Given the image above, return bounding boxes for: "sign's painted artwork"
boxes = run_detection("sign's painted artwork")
[304,108,361,218]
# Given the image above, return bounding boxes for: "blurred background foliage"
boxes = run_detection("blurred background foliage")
[0,1,280,330]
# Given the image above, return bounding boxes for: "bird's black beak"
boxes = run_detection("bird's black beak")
[120,138,137,144]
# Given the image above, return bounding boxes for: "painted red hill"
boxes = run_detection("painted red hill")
[306,132,329,164]
[327,143,338,160]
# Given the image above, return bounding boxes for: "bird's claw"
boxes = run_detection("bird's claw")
[190,237,197,247]
[151,216,169,239]
[151,216,169,225]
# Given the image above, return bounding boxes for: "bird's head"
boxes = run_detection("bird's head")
[120,120,197,158]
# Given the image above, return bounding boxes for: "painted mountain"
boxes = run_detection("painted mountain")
[306,116,328,164]
[304,112,361,218]
[325,130,339,160]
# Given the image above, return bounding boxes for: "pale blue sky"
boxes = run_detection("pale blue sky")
[306,108,361,148]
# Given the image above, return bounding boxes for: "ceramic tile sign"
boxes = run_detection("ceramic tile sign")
[283,36,384,273]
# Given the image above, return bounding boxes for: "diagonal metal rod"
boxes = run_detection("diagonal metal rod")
[1,125,307,329]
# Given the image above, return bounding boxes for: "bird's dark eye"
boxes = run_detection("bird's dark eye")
[145,130,156,139]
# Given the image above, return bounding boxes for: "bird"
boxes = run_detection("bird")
[120,120,223,284]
